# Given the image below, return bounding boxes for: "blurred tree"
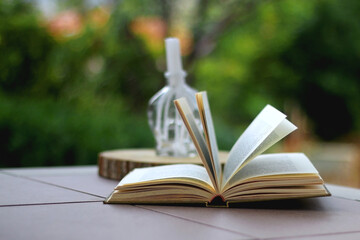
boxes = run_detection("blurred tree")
[0,0,359,167]
[193,0,360,141]
[279,0,360,140]
[0,0,55,94]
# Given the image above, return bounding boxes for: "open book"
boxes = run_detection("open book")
[105,92,330,206]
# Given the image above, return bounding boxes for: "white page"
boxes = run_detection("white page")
[222,105,287,186]
[196,92,222,186]
[242,118,297,167]
[225,153,319,188]
[174,98,218,191]
[117,164,212,188]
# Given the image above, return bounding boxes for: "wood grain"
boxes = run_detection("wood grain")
[98,149,228,180]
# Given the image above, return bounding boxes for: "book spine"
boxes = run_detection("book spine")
[206,195,228,207]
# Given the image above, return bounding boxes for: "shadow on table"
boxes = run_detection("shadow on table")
[130,197,329,210]
[228,198,327,210]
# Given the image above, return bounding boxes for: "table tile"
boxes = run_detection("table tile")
[0,202,252,240]
[1,166,118,198]
[0,173,102,206]
[3,166,360,239]
[1,165,97,176]
[281,231,360,240]
[326,184,360,201]
[22,174,117,198]
[140,196,360,239]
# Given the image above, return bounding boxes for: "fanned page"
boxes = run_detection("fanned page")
[222,105,292,187]
[196,92,222,187]
[106,164,216,204]
[174,98,220,192]
[223,153,322,191]
[243,118,297,167]
[116,164,213,189]
[222,153,329,201]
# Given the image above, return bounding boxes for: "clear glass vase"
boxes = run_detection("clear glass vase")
[148,70,200,157]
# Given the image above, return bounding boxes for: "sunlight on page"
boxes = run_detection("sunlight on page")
[226,153,319,187]
[241,118,297,168]
[117,164,212,187]
[222,105,287,185]
[196,92,222,187]
[175,98,218,191]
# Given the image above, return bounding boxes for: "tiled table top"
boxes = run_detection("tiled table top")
[1,166,360,240]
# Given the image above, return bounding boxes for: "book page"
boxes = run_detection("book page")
[117,164,213,189]
[196,92,222,187]
[225,184,329,202]
[222,105,287,187]
[107,164,215,204]
[241,118,297,168]
[174,98,219,192]
[224,153,320,189]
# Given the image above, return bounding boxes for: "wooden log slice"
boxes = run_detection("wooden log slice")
[98,148,229,180]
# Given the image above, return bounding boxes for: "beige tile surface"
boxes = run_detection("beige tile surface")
[23,174,117,198]
[326,184,360,201]
[281,231,360,240]
[0,202,251,240]
[140,197,360,239]
[2,166,118,198]
[0,173,103,206]
[2,166,360,239]
[1,165,98,176]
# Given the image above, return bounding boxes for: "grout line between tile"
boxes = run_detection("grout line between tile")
[0,200,103,208]
[331,195,360,202]
[0,167,97,177]
[2,170,360,239]
[135,205,259,240]
[0,171,106,199]
[263,230,360,240]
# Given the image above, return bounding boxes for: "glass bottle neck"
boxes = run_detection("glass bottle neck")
[165,70,187,87]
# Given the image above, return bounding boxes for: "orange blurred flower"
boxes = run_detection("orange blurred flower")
[131,17,167,54]
[88,7,110,29]
[47,10,83,41]
[170,26,193,56]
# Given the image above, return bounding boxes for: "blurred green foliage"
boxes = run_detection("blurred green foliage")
[0,93,152,167]
[195,0,360,140]
[0,0,359,167]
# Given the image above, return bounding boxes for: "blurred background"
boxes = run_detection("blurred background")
[1,0,359,187]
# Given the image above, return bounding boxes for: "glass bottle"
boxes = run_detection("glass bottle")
[148,38,201,157]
